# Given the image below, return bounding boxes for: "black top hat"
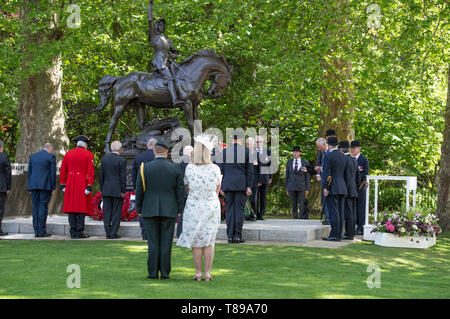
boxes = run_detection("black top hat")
[350,140,361,147]
[327,136,339,146]
[339,140,349,149]
[326,129,336,137]
[73,135,89,144]
[155,138,169,149]
[292,146,301,152]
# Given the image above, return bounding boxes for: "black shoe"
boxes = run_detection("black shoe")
[227,238,234,244]
[342,236,354,240]
[355,230,363,235]
[110,235,121,239]
[79,232,90,238]
[322,236,341,242]
[106,234,111,239]
[147,275,159,279]
[161,276,170,280]
[40,233,52,238]
[0,232,8,236]
[233,238,245,244]
[321,221,330,225]
[256,217,264,221]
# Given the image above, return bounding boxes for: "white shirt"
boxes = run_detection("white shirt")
[354,153,360,161]
[292,157,301,170]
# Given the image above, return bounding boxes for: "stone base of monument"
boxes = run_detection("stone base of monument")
[2,217,331,244]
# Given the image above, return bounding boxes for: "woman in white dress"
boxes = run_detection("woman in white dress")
[176,134,222,282]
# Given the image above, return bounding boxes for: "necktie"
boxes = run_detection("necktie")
[294,159,298,173]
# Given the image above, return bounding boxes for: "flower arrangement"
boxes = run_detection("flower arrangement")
[90,192,139,222]
[371,207,441,238]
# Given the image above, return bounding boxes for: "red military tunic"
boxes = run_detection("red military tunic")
[60,147,95,214]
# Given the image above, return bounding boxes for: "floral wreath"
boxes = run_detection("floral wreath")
[90,192,139,222]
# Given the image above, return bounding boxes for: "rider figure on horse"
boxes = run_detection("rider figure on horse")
[148,0,184,107]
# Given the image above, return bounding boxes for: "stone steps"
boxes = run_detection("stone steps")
[2,216,331,243]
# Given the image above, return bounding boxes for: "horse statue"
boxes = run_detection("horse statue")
[95,49,233,152]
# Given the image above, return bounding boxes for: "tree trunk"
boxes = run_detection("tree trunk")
[15,0,69,163]
[436,64,450,232]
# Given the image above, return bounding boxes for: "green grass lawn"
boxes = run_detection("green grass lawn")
[0,233,449,299]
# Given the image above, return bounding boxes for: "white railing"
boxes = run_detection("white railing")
[363,175,417,241]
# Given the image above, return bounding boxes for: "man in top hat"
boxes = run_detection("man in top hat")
[339,140,360,240]
[322,136,348,241]
[351,140,369,235]
[135,138,185,279]
[28,143,56,238]
[60,136,95,239]
[285,146,310,219]
[219,130,253,244]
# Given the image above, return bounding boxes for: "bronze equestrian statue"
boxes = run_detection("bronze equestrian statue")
[95,0,233,152]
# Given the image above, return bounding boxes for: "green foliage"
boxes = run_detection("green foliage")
[0,0,448,195]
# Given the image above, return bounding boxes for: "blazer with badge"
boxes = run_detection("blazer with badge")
[0,152,11,193]
[344,154,360,198]
[356,154,369,186]
[256,148,272,185]
[135,157,185,218]
[27,150,56,191]
[99,152,127,198]
[322,150,347,196]
[285,158,310,192]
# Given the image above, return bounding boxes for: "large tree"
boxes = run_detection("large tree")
[15,0,68,162]
[436,64,450,231]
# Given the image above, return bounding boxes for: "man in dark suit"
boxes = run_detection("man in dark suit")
[285,146,310,219]
[28,143,56,237]
[315,136,331,224]
[132,137,156,240]
[135,139,185,279]
[0,140,11,236]
[322,137,348,241]
[175,144,193,238]
[339,141,360,240]
[99,141,127,239]
[255,135,272,220]
[219,131,253,244]
[351,140,369,235]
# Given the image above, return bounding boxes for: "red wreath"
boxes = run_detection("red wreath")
[90,192,139,222]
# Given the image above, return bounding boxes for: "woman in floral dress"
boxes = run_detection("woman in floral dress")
[176,134,222,282]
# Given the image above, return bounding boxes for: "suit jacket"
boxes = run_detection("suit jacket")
[319,148,330,179]
[256,148,272,184]
[27,150,56,191]
[0,152,11,193]
[356,154,369,184]
[322,149,347,196]
[132,149,155,189]
[285,158,310,192]
[135,157,185,218]
[178,154,191,199]
[344,154,360,198]
[99,152,127,198]
[219,143,253,192]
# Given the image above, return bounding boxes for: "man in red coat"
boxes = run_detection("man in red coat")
[60,136,95,239]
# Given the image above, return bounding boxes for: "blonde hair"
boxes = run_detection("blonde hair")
[192,142,212,165]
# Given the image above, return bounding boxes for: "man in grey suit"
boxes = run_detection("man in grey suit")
[99,141,127,239]
[0,140,11,236]
[285,146,310,219]
[135,138,185,279]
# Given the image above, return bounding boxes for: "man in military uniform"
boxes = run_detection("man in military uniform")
[60,136,95,239]
[148,0,183,106]
[135,139,185,279]
[351,140,369,235]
